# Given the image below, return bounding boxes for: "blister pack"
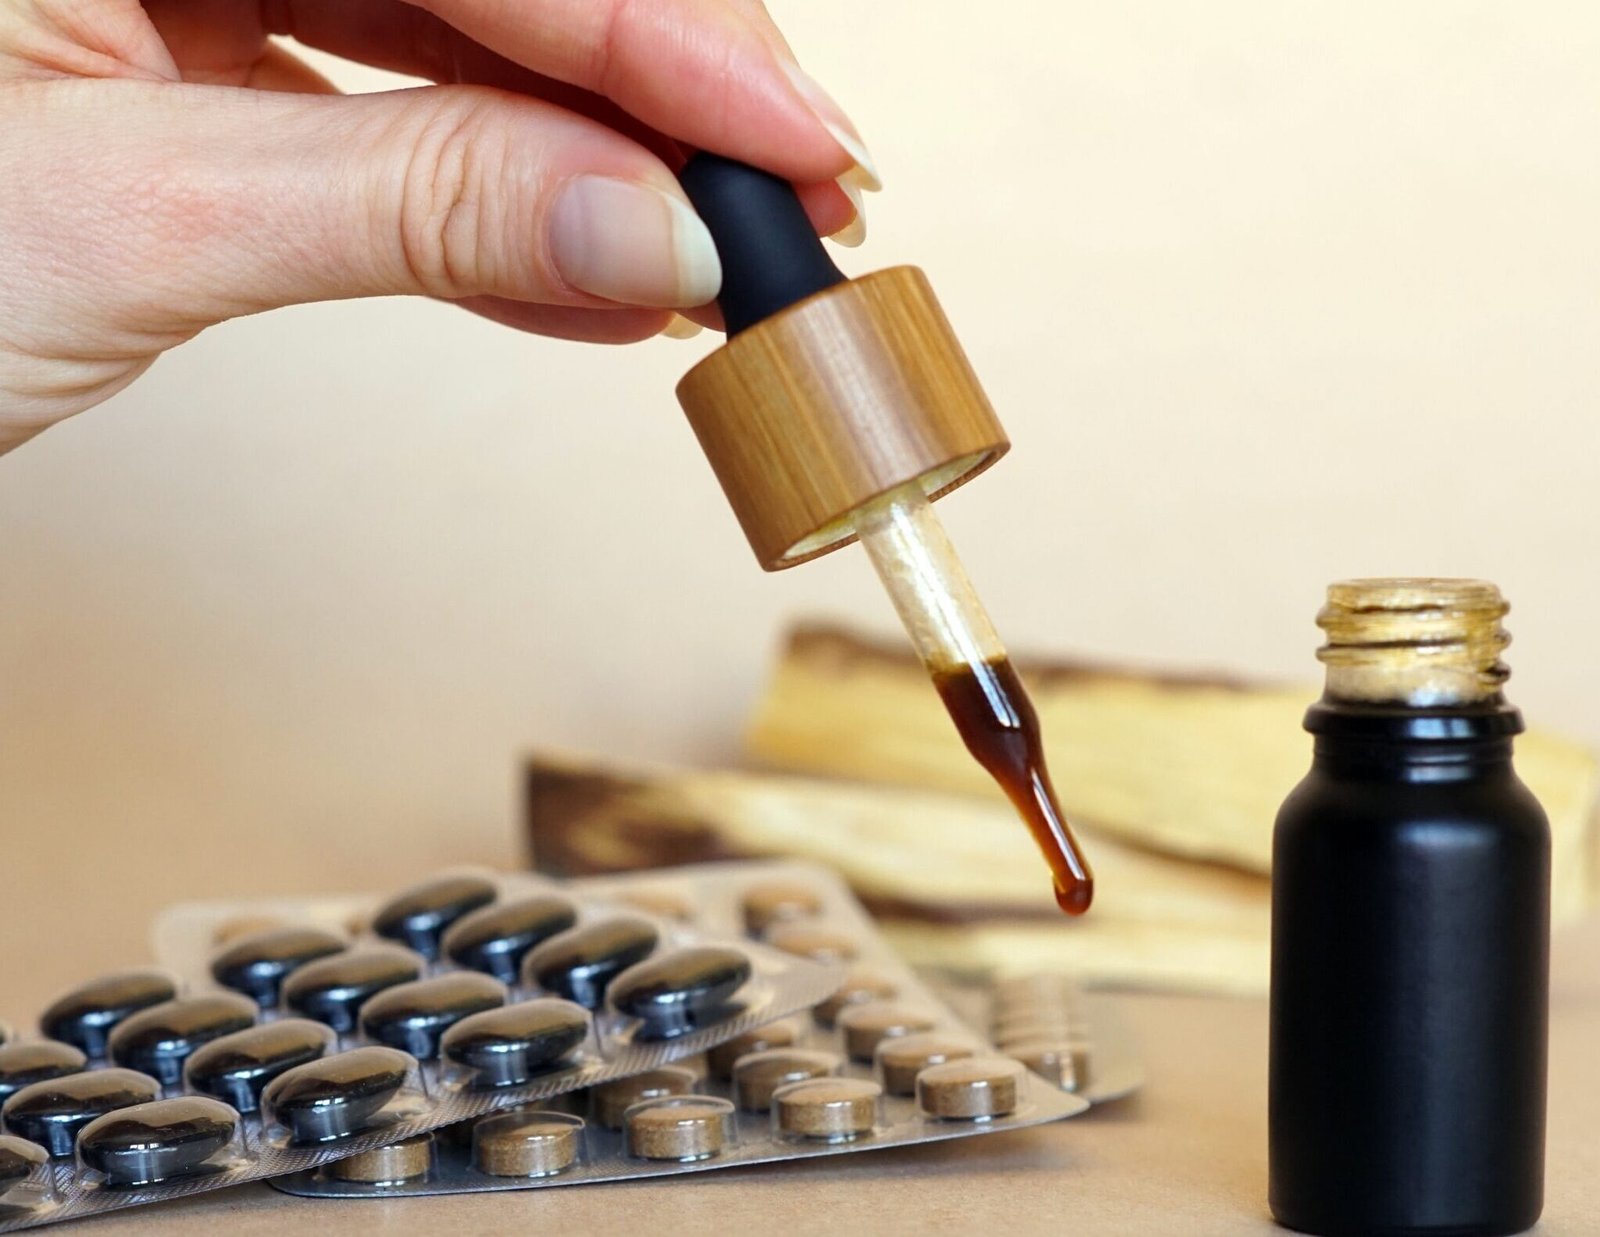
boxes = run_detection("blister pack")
[243,861,1099,1198]
[923,973,1145,1106]
[0,870,840,1232]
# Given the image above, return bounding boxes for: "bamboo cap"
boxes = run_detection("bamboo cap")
[676,265,1009,571]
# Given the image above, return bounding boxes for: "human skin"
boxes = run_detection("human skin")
[0,0,873,454]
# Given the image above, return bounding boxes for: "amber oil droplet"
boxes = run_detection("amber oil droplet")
[931,658,1094,915]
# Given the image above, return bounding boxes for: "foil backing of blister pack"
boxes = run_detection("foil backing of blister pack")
[0,870,841,1232]
[253,861,1098,1198]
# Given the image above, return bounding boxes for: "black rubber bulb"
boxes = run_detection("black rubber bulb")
[678,153,846,335]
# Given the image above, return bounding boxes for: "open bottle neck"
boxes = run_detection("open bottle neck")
[1316,577,1511,709]
[1305,577,1523,776]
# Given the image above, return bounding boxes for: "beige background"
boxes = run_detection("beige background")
[4,1,1600,1001]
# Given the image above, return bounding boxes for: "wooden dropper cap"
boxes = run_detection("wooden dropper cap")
[675,156,1009,571]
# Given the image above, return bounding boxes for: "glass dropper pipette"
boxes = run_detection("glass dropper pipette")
[852,481,1094,914]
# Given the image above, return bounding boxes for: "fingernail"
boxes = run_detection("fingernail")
[660,313,703,339]
[830,177,866,248]
[549,176,722,307]
[781,61,882,191]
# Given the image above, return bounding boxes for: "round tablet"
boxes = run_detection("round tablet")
[77,1096,238,1187]
[0,1041,87,1105]
[440,895,578,983]
[607,947,751,1040]
[992,983,1081,1011]
[2,1068,162,1157]
[707,1022,798,1080]
[440,999,590,1088]
[992,1013,1086,1040]
[371,875,498,961]
[740,883,823,936]
[521,918,659,1010]
[836,1002,936,1062]
[731,1048,839,1113]
[39,972,178,1059]
[616,890,694,922]
[107,995,257,1087]
[875,1033,978,1097]
[1003,1038,1088,1092]
[183,1019,336,1113]
[329,1132,434,1184]
[765,925,857,964]
[814,971,898,1027]
[992,1011,1094,1049]
[773,1077,880,1142]
[357,973,507,1059]
[280,945,422,1034]
[624,1096,732,1162]
[0,1133,48,1199]
[211,927,347,1007]
[211,916,287,947]
[589,1065,696,1130]
[993,975,1076,1005]
[915,1056,1027,1120]
[991,1010,1087,1043]
[472,1109,583,1177]
[262,1046,414,1143]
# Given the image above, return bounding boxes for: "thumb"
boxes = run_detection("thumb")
[21,79,724,340]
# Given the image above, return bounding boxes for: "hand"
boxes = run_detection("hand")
[0,0,875,454]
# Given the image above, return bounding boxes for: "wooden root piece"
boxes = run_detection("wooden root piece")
[743,623,1600,923]
[524,751,1273,994]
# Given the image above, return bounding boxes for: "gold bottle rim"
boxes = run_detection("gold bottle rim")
[1316,577,1511,707]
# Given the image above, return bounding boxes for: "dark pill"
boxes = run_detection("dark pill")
[182,1020,336,1114]
[77,1096,238,1187]
[0,1134,48,1198]
[2,1068,162,1157]
[0,1041,88,1105]
[107,995,258,1087]
[521,917,659,1009]
[371,875,498,960]
[262,1046,415,1144]
[440,999,589,1087]
[280,945,422,1034]
[608,947,753,1040]
[441,895,579,983]
[39,972,178,1059]
[358,973,507,1059]
[210,927,347,1007]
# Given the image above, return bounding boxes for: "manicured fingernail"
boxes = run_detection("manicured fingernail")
[781,61,882,191]
[660,313,703,339]
[549,176,722,307]
[830,177,866,248]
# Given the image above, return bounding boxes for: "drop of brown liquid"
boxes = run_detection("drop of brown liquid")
[931,659,1094,916]
[1054,878,1094,916]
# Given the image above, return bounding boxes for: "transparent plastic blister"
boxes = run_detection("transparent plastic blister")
[0,869,840,1231]
[265,860,1096,1197]
[0,1136,53,1219]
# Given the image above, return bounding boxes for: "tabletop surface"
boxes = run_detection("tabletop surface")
[7,881,1598,1236]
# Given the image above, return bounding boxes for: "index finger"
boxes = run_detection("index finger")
[402,0,878,187]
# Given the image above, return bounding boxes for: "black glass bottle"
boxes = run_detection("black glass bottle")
[1269,579,1549,1237]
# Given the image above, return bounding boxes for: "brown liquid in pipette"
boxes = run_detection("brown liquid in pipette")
[932,659,1094,915]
